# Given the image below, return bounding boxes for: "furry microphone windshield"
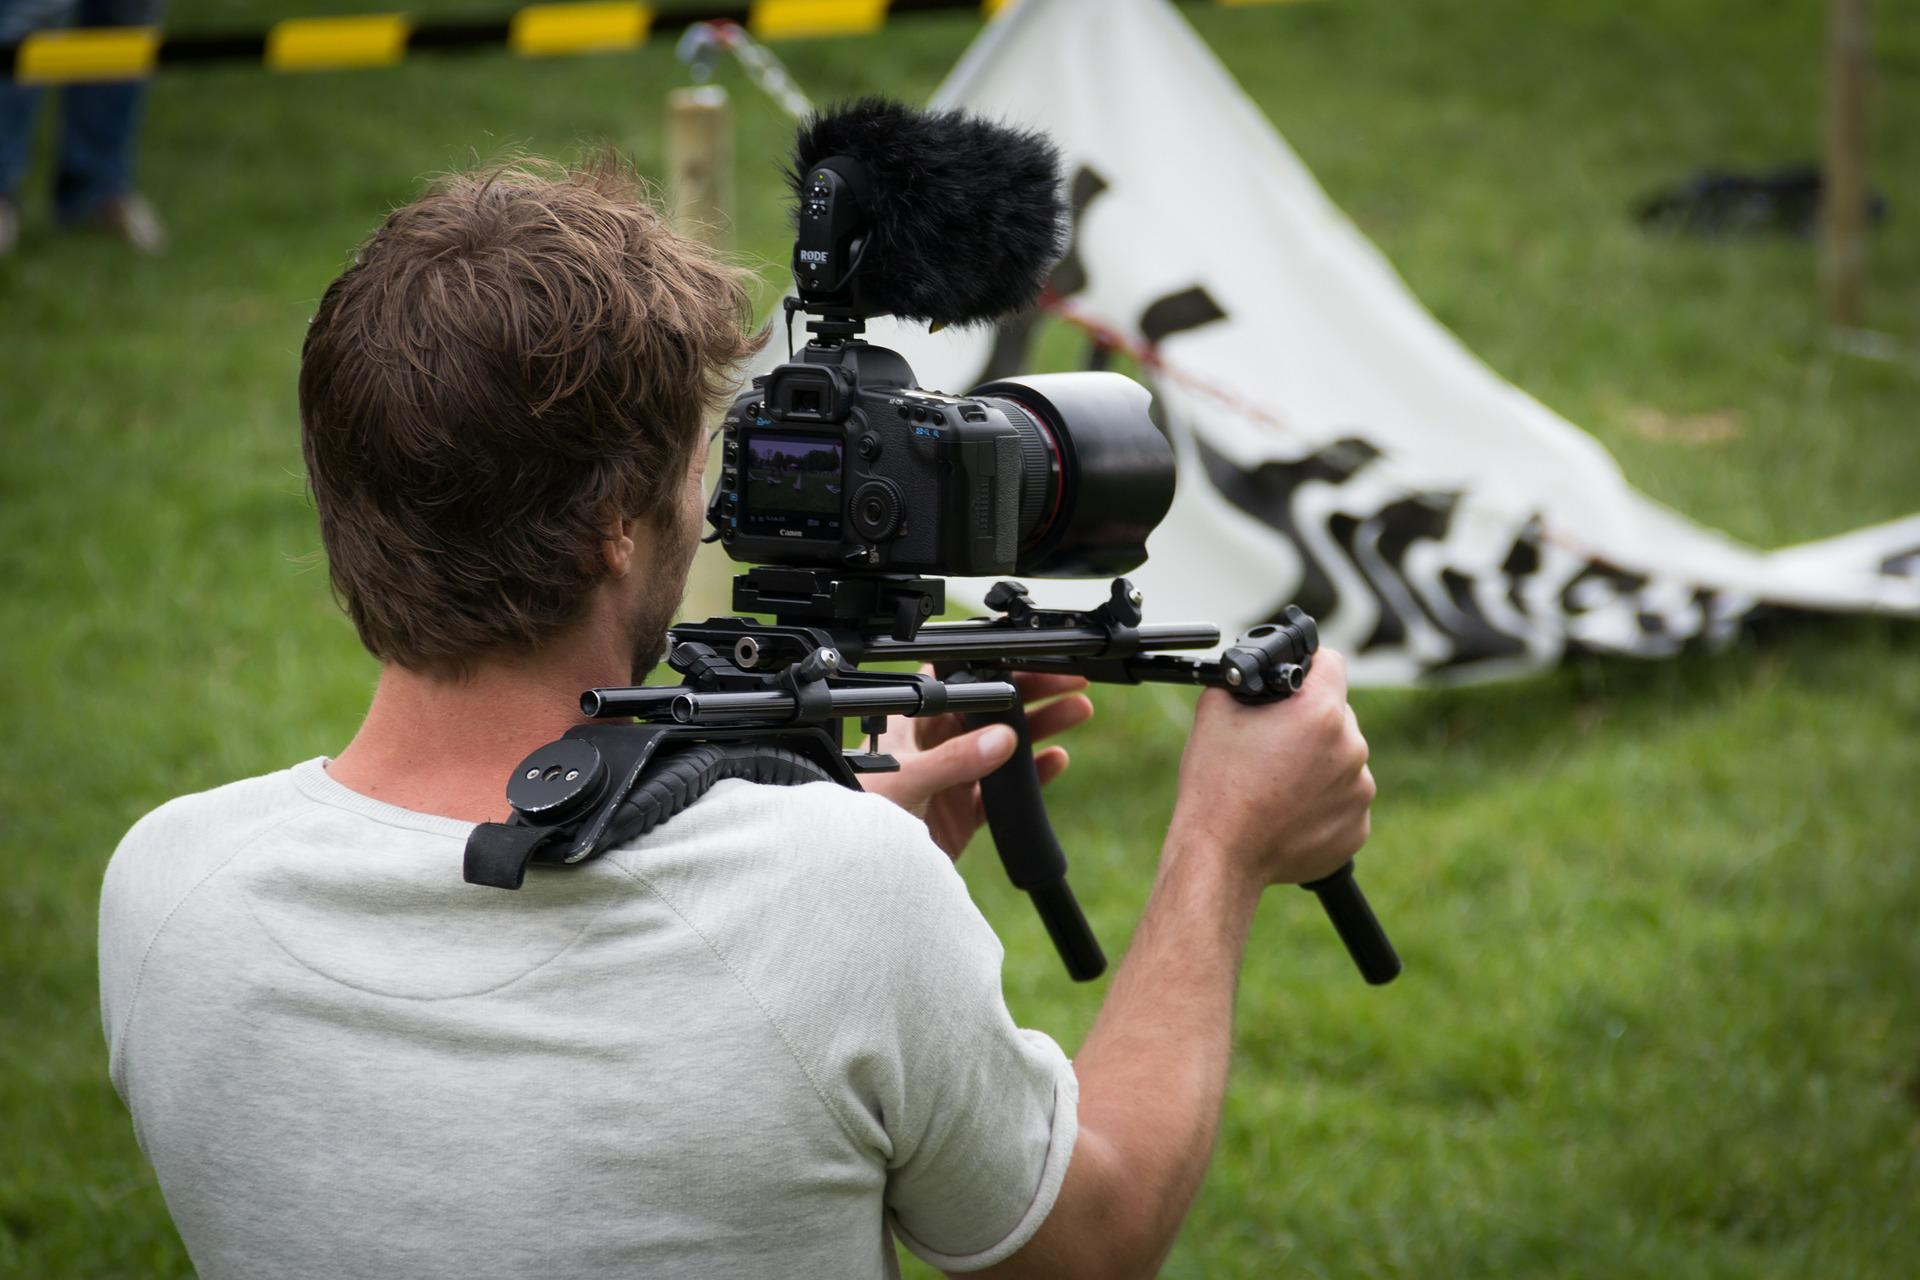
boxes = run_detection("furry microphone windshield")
[788,98,1068,327]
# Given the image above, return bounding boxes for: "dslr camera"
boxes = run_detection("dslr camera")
[709,102,1174,581]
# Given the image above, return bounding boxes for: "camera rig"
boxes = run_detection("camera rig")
[464,567,1401,986]
[462,99,1398,986]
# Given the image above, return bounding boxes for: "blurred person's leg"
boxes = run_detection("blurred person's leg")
[0,81,45,206]
[53,0,165,250]
[0,0,80,253]
[0,81,40,253]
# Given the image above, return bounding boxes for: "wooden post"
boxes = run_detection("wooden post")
[667,85,735,250]
[1819,0,1871,328]
[666,85,739,622]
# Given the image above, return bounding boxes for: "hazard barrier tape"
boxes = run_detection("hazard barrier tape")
[5,0,1309,85]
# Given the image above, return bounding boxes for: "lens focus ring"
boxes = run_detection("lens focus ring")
[988,398,1054,543]
[851,478,904,541]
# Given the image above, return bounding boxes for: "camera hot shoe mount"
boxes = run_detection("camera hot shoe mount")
[466,570,1401,988]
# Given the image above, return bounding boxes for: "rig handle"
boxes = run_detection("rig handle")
[1301,861,1401,985]
[960,695,1108,982]
[1218,612,1400,986]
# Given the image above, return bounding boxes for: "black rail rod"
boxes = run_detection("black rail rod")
[583,677,1022,723]
[670,679,1016,723]
[579,686,684,718]
[990,654,1230,688]
[859,621,1219,663]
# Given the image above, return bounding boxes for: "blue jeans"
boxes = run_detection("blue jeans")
[0,0,166,221]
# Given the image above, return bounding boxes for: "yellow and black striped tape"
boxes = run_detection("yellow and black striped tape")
[6,0,1308,85]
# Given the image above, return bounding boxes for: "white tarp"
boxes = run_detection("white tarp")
[761,0,1920,684]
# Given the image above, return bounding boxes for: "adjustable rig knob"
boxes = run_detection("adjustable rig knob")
[797,647,842,682]
[506,738,609,823]
[1103,577,1144,627]
[984,580,1032,612]
[1220,606,1319,704]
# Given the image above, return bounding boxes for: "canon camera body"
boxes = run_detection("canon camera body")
[711,347,1174,579]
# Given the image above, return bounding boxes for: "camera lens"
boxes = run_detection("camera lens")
[986,399,1060,546]
[972,372,1176,577]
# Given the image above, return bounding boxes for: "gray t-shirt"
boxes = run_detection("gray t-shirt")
[99,759,1078,1278]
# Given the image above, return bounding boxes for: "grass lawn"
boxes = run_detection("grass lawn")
[3,0,1917,1275]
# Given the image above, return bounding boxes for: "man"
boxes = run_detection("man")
[0,0,169,255]
[100,159,1375,1278]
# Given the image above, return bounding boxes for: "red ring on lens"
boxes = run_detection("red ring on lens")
[1001,394,1067,540]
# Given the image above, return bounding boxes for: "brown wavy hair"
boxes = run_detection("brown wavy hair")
[299,156,763,675]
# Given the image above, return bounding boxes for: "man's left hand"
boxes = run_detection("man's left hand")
[860,672,1094,860]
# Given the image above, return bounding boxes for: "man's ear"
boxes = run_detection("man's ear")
[602,517,638,577]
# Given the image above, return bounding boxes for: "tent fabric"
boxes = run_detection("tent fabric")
[765,0,1920,684]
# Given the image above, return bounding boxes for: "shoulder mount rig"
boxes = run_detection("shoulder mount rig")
[462,723,854,891]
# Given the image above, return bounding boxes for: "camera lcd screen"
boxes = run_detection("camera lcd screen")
[741,431,844,540]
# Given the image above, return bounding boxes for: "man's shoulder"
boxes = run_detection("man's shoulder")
[104,763,316,927]
[100,762,321,1062]
[629,775,943,869]
[603,777,980,951]
[113,763,312,869]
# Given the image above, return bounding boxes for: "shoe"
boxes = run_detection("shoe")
[0,198,17,257]
[90,191,167,255]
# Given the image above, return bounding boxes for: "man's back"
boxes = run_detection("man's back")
[99,761,1077,1279]
[93,156,1379,1280]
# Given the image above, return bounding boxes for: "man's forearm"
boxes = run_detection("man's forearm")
[1076,837,1260,1272]
[985,835,1261,1279]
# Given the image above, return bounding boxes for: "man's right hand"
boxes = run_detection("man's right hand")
[1167,647,1375,889]
[972,649,1378,1280]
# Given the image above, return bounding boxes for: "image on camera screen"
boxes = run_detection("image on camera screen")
[743,431,843,538]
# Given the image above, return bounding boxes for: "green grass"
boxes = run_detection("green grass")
[3,0,1918,1275]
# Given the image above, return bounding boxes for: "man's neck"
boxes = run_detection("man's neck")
[326,631,631,824]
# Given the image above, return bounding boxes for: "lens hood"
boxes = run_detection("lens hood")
[972,372,1176,577]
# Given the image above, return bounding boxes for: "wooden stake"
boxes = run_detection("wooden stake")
[666,85,739,622]
[1819,0,1871,328]
[666,85,735,251]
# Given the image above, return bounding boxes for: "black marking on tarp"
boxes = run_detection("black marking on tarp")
[1139,287,1227,347]
[1881,544,1920,578]
[1047,167,1110,301]
[1194,434,1381,623]
[1326,512,1404,650]
[1437,569,1530,664]
[1558,560,1649,617]
[1327,493,1458,654]
[1501,522,1544,615]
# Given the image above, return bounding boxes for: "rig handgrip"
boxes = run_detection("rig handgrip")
[962,698,1109,982]
[1026,880,1108,984]
[1301,861,1401,985]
